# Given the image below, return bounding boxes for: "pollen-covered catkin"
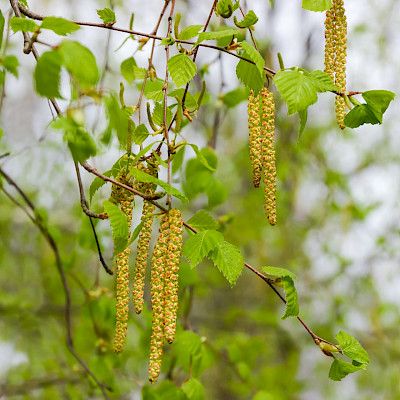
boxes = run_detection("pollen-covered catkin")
[111,174,135,353]
[324,0,347,129]
[248,90,263,188]
[132,160,158,314]
[163,209,183,344]
[148,213,169,383]
[261,88,277,226]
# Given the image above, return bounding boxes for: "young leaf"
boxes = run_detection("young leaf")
[335,331,369,365]
[3,55,19,78]
[197,28,239,43]
[240,41,264,74]
[0,10,5,46]
[178,24,203,40]
[221,87,249,108]
[183,230,224,268]
[104,95,129,148]
[216,0,234,18]
[329,359,363,381]
[274,69,317,114]
[262,266,299,318]
[51,116,97,162]
[234,10,258,28]
[344,105,379,128]
[58,40,99,87]
[89,170,111,202]
[10,17,38,33]
[103,200,129,253]
[143,79,164,101]
[308,70,337,92]
[236,59,264,93]
[120,57,137,84]
[187,210,219,231]
[168,54,197,87]
[97,8,116,24]
[181,378,205,400]
[130,167,188,201]
[210,241,244,286]
[34,50,63,98]
[302,0,332,11]
[361,90,395,123]
[133,124,149,145]
[41,17,79,35]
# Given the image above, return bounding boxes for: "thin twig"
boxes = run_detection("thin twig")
[0,167,112,399]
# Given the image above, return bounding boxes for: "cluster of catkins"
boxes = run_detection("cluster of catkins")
[248,87,277,225]
[324,0,347,129]
[109,155,183,383]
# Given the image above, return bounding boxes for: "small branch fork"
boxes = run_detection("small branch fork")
[8,0,338,367]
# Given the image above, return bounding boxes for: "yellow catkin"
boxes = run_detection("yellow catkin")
[111,174,134,353]
[261,88,277,226]
[148,213,169,383]
[248,90,263,188]
[163,209,183,344]
[324,0,347,129]
[132,160,158,314]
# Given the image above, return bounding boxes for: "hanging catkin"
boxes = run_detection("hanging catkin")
[248,90,263,188]
[324,0,347,129]
[261,87,277,226]
[111,173,135,353]
[148,213,169,383]
[132,159,158,314]
[163,209,183,344]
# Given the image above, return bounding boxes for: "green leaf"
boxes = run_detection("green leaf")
[181,378,205,400]
[308,70,337,92]
[215,0,238,18]
[362,90,395,123]
[274,69,334,114]
[34,50,63,98]
[302,0,332,11]
[133,124,149,145]
[234,10,258,28]
[329,359,363,381]
[3,55,19,78]
[240,41,264,74]
[10,17,38,33]
[103,200,129,254]
[0,10,5,47]
[236,59,264,93]
[187,144,216,172]
[120,57,137,84]
[168,54,197,87]
[58,40,99,87]
[97,8,116,24]
[152,101,173,127]
[344,105,378,128]
[335,331,369,364]
[104,95,129,147]
[128,221,144,246]
[197,28,239,43]
[262,266,299,318]
[210,241,244,286]
[89,170,111,202]
[41,17,79,35]
[221,87,249,108]
[143,79,164,101]
[187,210,219,231]
[51,117,97,162]
[178,24,203,40]
[130,168,188,201]
[183,230,223,268]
